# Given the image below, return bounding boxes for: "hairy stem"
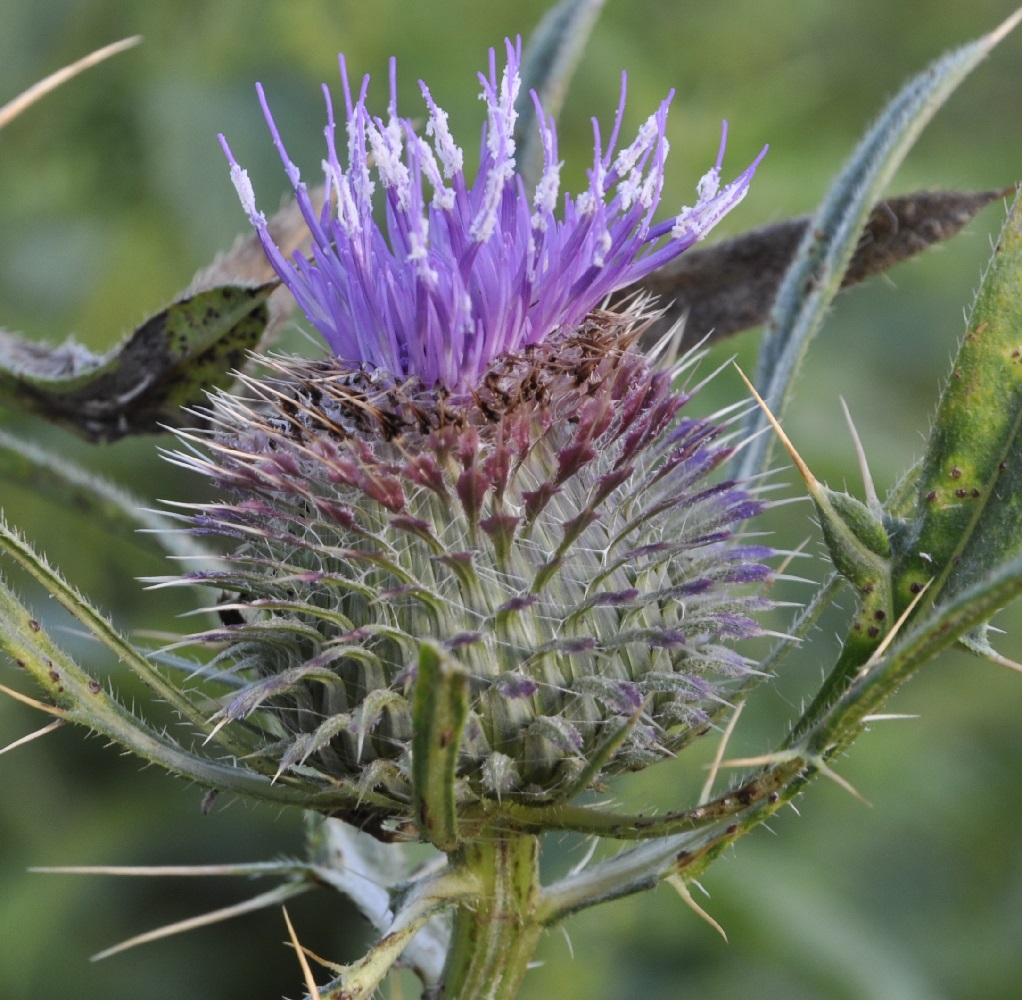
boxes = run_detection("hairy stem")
[438,834,543,1000]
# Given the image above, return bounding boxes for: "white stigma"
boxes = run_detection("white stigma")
[612,114,658,178]
[423,88,464,179]
[229,162,261,222]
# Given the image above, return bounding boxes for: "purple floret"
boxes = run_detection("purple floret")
[220,38,765,388]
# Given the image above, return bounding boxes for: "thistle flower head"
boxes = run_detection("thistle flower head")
[172,43,774,828]
[218,38,766,389]
[172,314,772,804]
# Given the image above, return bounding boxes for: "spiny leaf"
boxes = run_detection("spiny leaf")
[789,211,1022,736]
[810,548,1022,755]
[737,10,1022,480]
[0,514,226,738]
[632,188,1011,349]
[783,194,1022,735]
[893,188,1022,612]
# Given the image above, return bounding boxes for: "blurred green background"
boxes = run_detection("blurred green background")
[2,1,1022,998]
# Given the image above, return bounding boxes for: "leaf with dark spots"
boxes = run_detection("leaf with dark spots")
[893,189,1022,612]
[0,194,317,443]
[0,283,274,442]
[626,188,1012,348]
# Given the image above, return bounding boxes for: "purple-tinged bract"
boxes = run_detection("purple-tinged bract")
[220,38,765,388]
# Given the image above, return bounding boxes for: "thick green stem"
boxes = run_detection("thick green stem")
[439,833,542,1000]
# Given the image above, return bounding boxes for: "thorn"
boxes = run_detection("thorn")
[988,8,1022,48]
[812,757,872,806]
[283,907,322,1000]
[716,750,799,770]
[733,364,818,490]
[768,537,812,585]
[567,837,600,877]
[0,719,64,756]
[558,923,575,960]
[699,701,745,805]
[985,649,1022,675]
[667,874,728,942]
[861,713,919,722]
[0,682,66,717]
[202,716,231,746]
[839,398,879,514]
[960,635,1022,675]
[90,881,313,961]
[30,862,298,877]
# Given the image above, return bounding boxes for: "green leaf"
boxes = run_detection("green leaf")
[893,189,1022,614]
[0,566,288,801]
[0,283,274,442]
[738,9,1022,480]
[0,514,223,736]
[0,189,315,442]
